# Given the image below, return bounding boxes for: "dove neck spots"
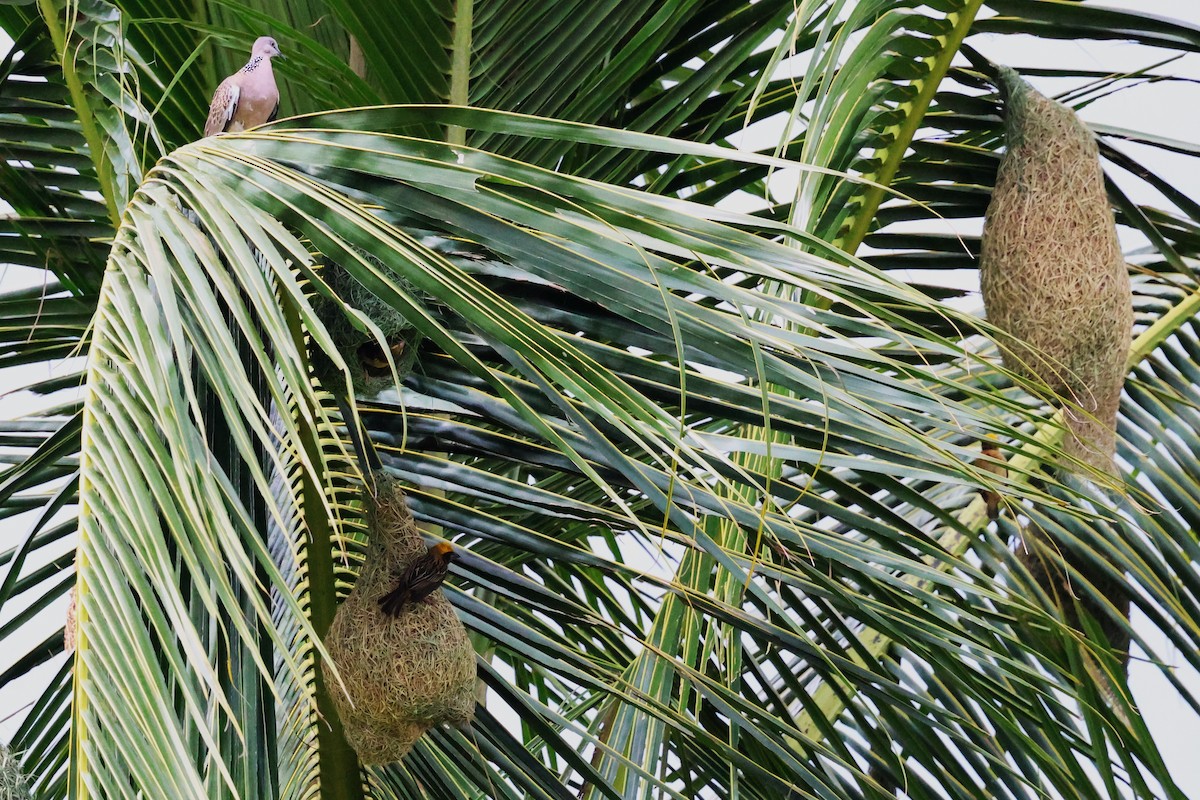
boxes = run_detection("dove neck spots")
[241,56,267,73]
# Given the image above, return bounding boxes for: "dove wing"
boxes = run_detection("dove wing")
[203,78,241,137]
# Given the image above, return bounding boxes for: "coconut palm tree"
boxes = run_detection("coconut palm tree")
[1,1,1199,798]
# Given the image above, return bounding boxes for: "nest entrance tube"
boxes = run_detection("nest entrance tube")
[323,474,476,764]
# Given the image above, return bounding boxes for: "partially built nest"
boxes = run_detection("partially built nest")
[0,748,31,799]
[312,260,423,395]
[323,475,476,764]
[980,66,1132,475]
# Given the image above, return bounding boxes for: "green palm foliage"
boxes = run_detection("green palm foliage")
[0,1,1198,798]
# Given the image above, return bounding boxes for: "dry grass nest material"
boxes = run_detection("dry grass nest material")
[0,748,31,800]
[323,475,476,764]
[312,260,423,395]
[980,66,1132,475]
[983,67,1134,677]
[64,583,77,653]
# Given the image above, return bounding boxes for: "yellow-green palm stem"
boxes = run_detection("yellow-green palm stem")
[37,0,121,228]
[447,0,474,146]
[285,303,364,800]
[837,0,985,254]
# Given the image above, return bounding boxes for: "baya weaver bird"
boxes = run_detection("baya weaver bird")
[378,543,457,616]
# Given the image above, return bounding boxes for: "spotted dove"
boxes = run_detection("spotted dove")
[203,36,283,137]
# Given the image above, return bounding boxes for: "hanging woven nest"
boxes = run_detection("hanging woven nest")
[980,66,1132,476]
[323,474,476,765]
[982,66,1134,671]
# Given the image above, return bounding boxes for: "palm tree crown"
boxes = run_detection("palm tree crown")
[0,2,1199,798]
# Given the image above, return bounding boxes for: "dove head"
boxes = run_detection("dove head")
[251,36,282,60]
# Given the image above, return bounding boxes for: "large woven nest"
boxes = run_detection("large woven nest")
[982,67,1134,671]
[980,66,1132,476]
[323,475,476,764]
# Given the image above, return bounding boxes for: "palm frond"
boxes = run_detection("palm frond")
[1,2,1200,798]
